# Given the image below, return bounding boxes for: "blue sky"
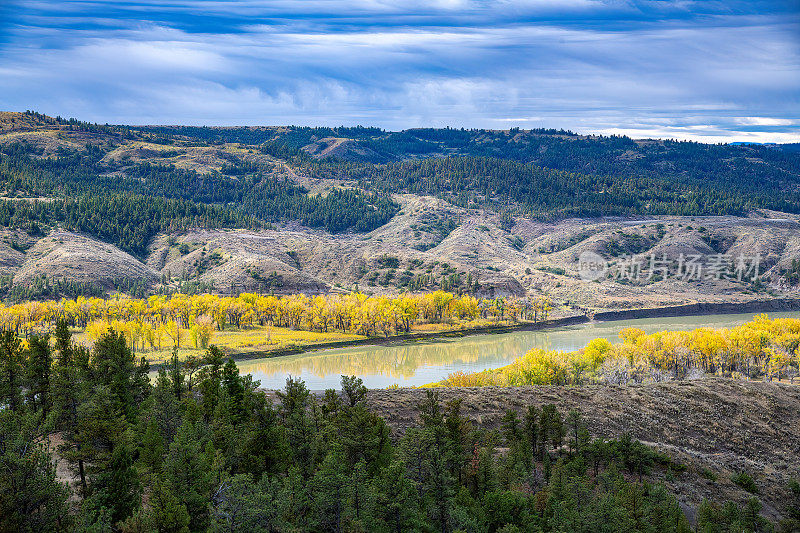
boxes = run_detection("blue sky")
[1,1,798,142]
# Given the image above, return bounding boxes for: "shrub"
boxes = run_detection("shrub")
[731,471,758,493]
[699,467,717,481]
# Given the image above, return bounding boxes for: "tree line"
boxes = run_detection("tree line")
[4,324,793,532]
[305,155,800,218]
[0,291,552,352]
[0,142,396,257]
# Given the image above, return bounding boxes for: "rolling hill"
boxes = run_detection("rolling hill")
[2,110,800,311]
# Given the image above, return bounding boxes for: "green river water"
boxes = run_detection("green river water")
[232,311,799,390]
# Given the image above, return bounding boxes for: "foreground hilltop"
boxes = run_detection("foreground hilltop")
[2,111,800,311]
[367,379,800,524]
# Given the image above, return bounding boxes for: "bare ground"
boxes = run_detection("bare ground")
[3,202,800,313]
[12,231,158,289]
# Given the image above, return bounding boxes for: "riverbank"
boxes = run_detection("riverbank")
[591,297,800,321]
[231,297,800,359]
[148,297,800,370]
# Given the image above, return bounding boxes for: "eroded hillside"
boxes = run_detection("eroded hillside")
[2,203,800,312]
[2,111,800,309]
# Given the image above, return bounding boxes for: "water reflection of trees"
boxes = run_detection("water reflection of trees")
[236,332,564,380]
[235,313,786,385]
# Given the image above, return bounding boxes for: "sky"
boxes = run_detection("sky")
[0,1,799,142]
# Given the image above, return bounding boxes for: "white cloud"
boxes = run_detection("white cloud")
[0,2,798,141]
[597,127,800,144]
[735,117,797,126]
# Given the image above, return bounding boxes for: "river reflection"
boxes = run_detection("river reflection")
[234,311,798,390]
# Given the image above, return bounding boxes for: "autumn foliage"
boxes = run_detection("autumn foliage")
[438,314,800,386]
[0,291,552,352]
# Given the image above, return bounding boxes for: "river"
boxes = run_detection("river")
[232,311,799,390]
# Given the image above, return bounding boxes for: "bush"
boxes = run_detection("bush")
[699,467,717,481]
[731,471,758,493]
[377,254,400,269]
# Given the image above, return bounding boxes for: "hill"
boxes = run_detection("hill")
[139,122,800,217]
[2,111,800,308]
[367,379,800,524]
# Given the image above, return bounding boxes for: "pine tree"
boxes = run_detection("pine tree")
[524,405,540,463]
[54,319,73,366]
[210,473,282,532]
[68,385,128,501]
[412,390,456,533]
[168,349,184,401]
[0,410,72,533]
[338,401,392,475]
[25,334,52,415]
[198,345,225,419]
[148,368,183,446]
[140,416,166,472]
[87,441,140,525]
[222,358,246,422]
[276,376,315,477]
[240,394,288,480]
[0,331,24,411]
[146,478,191,533]
[91,329,148,422]
[310,446,349,532]
[341,374,367,407]
[565,409,585,454]
[163,420,213,531]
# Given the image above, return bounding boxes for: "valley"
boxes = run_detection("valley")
[234,311,800,389]
[2,111,800,314]
[4,2,800,530]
